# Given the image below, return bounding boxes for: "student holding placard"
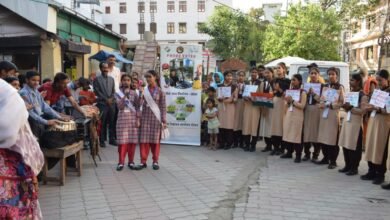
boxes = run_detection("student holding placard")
[233,71,246,148]
[218,70,238,150]
[338,73,367,176]
[303,67,322,162]
[361,70,390,185]
[280,74,307,162]
[316,67,344,169]
[270,62,291,155]
[259,67,274,152]
[242,68,261,152]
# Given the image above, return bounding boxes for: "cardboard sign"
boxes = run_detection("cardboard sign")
[345,92,359,107]
[303,83,321,96]
[323,88,339,103]
[369,89,388,108]
[217,87,232,99]
[242,85,258,97]
[285,90,301,102]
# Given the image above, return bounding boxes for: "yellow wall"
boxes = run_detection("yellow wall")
[82,39,116,78]
[40,39,62,80]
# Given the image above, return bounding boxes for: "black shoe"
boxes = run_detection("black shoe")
[311,156,319,162]
[152,162,160,170]
[314,158,328,165]
[244,146,250,152]
[261,147,271,152]
[280,153,292,159]
[294,158,301,163]
[100,141,106,148]
[109,140,118,146]
[302,155,310,161]
[372,177,385,185]
[338,167,350,173]
[328,162,337,169]
[250,146,256,152]
[116,164,124,171]
[232,144,238,148]
[361,172,376,181]
[224,146,231,150]
[128,163,136,170]
[381,183,390,190]
[135,163,147,170]
[346,170,358,176]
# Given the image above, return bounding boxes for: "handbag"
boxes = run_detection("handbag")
[143,87,170,140]
[208,118,220,129]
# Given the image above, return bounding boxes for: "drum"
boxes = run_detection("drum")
[48,120,77,132]
[41,120,80,149]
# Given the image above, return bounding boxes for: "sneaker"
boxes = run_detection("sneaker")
[128,163,136,170]
[152,162,160,170]
[116,164,124,171]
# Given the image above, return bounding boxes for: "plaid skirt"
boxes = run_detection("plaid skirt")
[116,110,139,144]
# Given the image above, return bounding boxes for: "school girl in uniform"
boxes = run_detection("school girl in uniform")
[270,62,291,155]
[259,67,274,152]
[338,73,367,176]
[316,67,345,169]
[138,70,167,170]
[303,67,322,162]
[217,70,238,150]
[242,68,261,152]
[361,69,390,185]
[115,74,140,171]
[233,71,246,148]
[280,74,307,163]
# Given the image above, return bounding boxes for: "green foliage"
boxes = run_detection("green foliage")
[263,3,342,62]
[200,7,266,62]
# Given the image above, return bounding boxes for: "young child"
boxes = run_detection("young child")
[115,74,140,171]
[205,98,219,150]
[4,76,20,90]
[78,78,96,106]
[202,87,218,146]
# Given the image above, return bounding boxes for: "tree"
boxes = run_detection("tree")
[263,3,343,61]
[200,7,267,62]
[320,0,380,19]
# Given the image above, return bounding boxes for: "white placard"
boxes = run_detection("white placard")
[345,92,359,108]
[218,87,232,99]
[386,96,390,113]
[243,85,258,97]
[370,89,389,108]
[323,88,339,103]
[303,83,321,96]
[285,89,301,102]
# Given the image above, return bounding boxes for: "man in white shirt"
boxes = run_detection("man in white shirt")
[106,54,121,93]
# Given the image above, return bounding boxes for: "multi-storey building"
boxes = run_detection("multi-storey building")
[100,0,232,46]
[347,0,390,72]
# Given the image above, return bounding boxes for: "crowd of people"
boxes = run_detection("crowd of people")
[2,56,390,218]
[200,62,390,191]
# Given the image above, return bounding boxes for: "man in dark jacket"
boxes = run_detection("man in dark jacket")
[93,62,116,147]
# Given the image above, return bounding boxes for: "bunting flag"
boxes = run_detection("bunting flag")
[251,92,274,108]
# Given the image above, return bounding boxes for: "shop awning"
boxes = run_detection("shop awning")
[89,50,133,64]
[60,39,91,54]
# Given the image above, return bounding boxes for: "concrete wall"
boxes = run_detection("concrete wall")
[40,39,62,80]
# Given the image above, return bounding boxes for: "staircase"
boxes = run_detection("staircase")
[132,41,159,78]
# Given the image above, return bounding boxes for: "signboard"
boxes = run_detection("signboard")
[345,92,359,107]
[370,89,388,108]
[159,44,203,146]
[303,83,321,96]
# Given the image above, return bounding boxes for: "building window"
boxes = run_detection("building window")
[119,2,126,13]
[138,23,145,34]
[197,22,205,33]
[366,46,374,60]
[167,1,175,12]
[179,22,187,34]
[366,15,376,30]
[150,1,157,13]
[105,24,112,30]
[138,2,145,13]
[167,22,175,34]
[179,1,187,12]
[198,0,205,12]
[120,24,127,34]
[150,22,157,34]
[105,6,110,14]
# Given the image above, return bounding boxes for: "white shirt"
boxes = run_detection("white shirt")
[108,66,121,93]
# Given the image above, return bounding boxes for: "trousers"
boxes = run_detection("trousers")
[140,143,160,164]
[118,144,136,165]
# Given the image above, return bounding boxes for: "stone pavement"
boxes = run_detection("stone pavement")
[39,143,390,220]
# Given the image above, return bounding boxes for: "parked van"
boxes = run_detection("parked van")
[288,60,350,92]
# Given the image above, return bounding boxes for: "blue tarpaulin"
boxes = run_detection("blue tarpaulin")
[89,50,133,64]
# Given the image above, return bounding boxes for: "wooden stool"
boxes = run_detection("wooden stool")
[42,141,83,186]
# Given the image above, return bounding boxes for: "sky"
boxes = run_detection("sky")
[232,0,262,12]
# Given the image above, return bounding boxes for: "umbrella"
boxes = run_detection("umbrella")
[265,56,306,68]
[89,50,133,64]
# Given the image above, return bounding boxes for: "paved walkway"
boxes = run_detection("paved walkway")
[39,143,390,220]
